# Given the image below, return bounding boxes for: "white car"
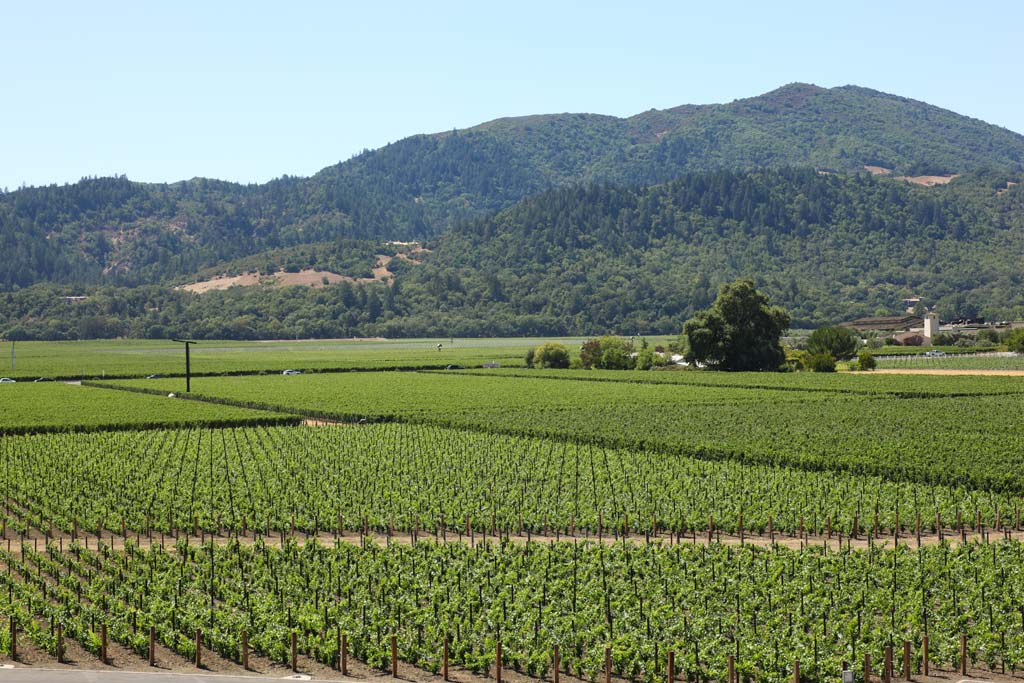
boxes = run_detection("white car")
[0,378,15,383]
[282,369,302,375]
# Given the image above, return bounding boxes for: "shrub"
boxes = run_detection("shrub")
[807,326,860,360]
[808,353,837,372]
[580,336,635,370]
[532,343,570,369]
[857,350,877,371]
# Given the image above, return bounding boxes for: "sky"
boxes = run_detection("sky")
[1,0,1020,190]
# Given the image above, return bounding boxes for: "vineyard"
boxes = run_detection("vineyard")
[2,349,1024,681]
[99,371,1024,493]
[0,383,295,435]
[1,425,1022,539]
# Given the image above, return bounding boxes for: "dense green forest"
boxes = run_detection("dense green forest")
[3,168,1022,339]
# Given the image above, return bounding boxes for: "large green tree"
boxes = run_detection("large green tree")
[681,280,790,371]
[806,325,861,360]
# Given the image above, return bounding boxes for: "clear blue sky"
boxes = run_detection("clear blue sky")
[1,1,1020,190]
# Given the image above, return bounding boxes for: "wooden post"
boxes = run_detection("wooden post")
[9,617,15,661]
[101,622,108,664]
[902,641,910,681]
[864,652,871,683]
[884,645,892,683]
[708,515,714,544]
[554,644,560,683]
[922,635,928,677]
[242,628,249,670]
[792,658,799,683]
[496,640,502,683]
[443,636,449,681]
[391,634,398,677]
[149,626,156,666]
[56,622,64,663]
[195,628,202,668]
[667,650,675,683]
[960,634,967,675]
[605,646,612,683]
[342,632,349,675]
[728,654,735,683]
[291,630,298,672]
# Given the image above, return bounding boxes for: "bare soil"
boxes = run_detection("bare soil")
[180,250,425,294]
[895,174,959,186]
[180,269,350,293]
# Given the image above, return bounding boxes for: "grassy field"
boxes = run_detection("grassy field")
[0,382,294,434]
[0,337,623,380]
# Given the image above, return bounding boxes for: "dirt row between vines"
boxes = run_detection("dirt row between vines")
[3,522,1021,557]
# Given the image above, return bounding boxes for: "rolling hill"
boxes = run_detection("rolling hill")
[2,83,1024,339]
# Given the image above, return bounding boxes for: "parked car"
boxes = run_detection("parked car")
[146,374,164,379]
[924,350,947,357]
[0,378,15,383]
[282,369,302,375]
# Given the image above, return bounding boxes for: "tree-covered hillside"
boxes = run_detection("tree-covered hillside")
[3,169,1023,340]
[3,83,1023,292]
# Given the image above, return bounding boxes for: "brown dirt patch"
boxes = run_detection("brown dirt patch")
[863,165,892,175]
[180,250,425,293]
[179,269,349,293]
[895,174,959,186]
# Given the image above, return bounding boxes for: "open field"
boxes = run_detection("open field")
[0,383,294,435]
[2,343,1024,681]
[0,337,615,380]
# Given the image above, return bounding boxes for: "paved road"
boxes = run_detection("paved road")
[0,667,328,682]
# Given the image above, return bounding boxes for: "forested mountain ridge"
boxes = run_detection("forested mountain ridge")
[4,168,1023,340]
[3,83,1023,292]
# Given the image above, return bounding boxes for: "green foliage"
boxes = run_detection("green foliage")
[857,350,877,371]
[580,336,635,370]
[807,326,860,360]
[682,280,789,371]
[530,342,570,369]
[808,353,837,372]
[1005,329,1024,353]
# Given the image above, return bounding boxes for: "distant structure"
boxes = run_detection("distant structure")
[923,312,939,342]
[902,297,921,314]
[843,315,922,333]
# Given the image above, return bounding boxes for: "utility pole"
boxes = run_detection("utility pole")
[172,339,197,392]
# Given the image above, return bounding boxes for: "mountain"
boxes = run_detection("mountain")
[3,84,1024,340]
[3,83,1023,292]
